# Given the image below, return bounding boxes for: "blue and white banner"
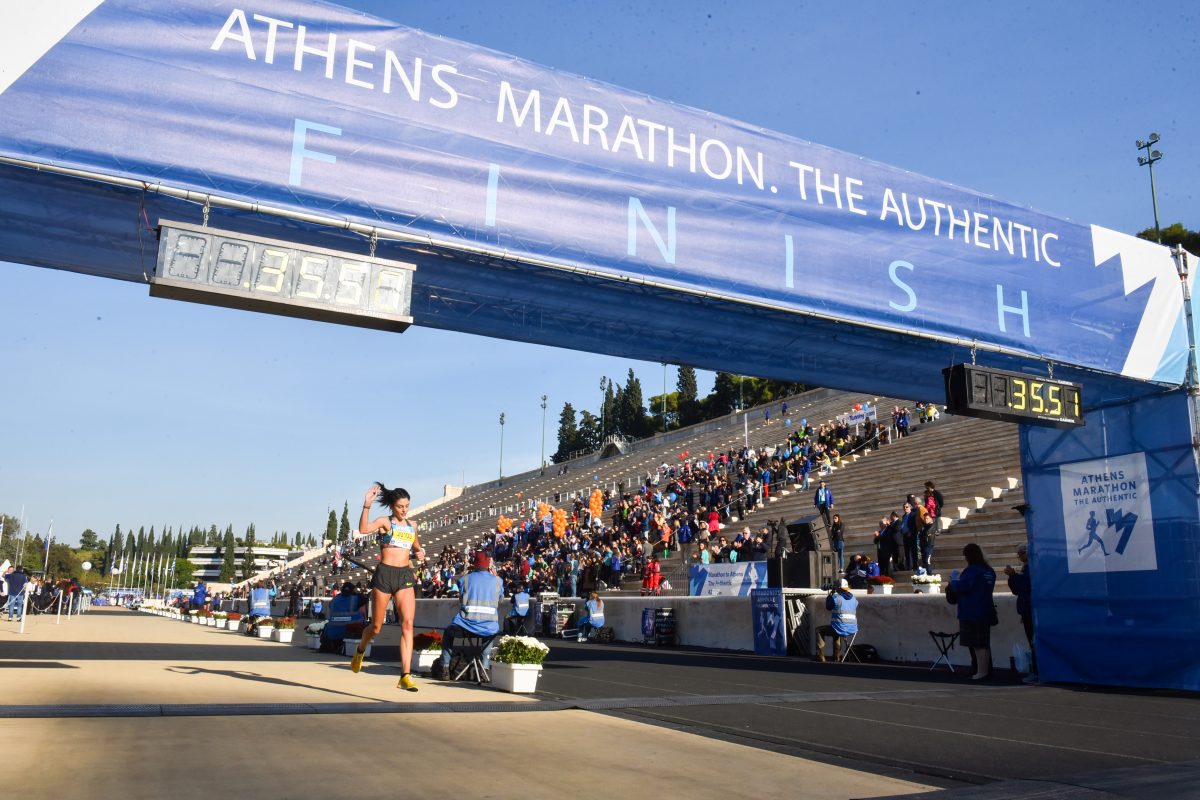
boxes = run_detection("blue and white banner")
[0,0,1193,384]
[751,588,786,656]
[1060,453,1156,574]
[1021,389,1200,691]
[689,562,769,597]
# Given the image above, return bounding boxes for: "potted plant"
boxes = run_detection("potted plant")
[273,617,297,643]
[213,611,228,628]
[412,631,443,674]
[187,610,199,623]
[256,617,276,639]
[305,620,326,650]
[867,575,895,595]
[490,635,550,693]
[911,573,942,594]
[227,611,243,632]
[342,622,371,658]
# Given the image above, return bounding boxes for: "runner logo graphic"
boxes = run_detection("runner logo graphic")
[1060,453,1156,574]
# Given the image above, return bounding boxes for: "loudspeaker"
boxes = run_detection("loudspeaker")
[786,516,827,551]
[778,550,839,589]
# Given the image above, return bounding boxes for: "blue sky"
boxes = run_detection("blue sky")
[1,1,1196,546]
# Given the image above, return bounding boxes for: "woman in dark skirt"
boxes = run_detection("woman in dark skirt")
[949,542,997,680]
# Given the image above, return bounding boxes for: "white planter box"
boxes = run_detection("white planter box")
[188,615,198,623]
[257,626,275,639]
[491,662,542,693]
[274,628,295,643]
[414,649,441,674]
[912,583,940,594]
[306,635,321,650]
[343,639,372,658]
[869,584,894,595]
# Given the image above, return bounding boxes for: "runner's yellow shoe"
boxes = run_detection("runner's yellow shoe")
[350,648,365,673]
[398,673,418,692]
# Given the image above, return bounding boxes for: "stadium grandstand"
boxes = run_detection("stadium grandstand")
[252,386,1025,603]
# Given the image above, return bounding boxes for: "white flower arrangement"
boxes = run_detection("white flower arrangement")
[911,573,943,584]
[305,621,327,636]
[491,635,550,665]
[187,609,198,615]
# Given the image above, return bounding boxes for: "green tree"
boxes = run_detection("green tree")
[124,530,135,559]
[45,542,78,580]
[619,368,648,437]
[339,502,351,544]
[241,524,256,581]
[325,510,337,545]
[219,525,236,582]
[648,391,679,432]
[552,402,579,462]
[78,528,100,550]
[601,378,616,439]
[705,371,741,414]
[676,365,701,426]
[578,409,601,451]
[171,557,195,588]
[1137,222,1200,253]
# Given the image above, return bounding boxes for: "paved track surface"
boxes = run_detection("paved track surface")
[532,639,1200,791]
[3,610,1197,799]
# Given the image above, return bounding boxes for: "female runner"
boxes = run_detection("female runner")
[350,482,425,691]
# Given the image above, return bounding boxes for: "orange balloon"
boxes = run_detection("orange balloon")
[552,508,567,537]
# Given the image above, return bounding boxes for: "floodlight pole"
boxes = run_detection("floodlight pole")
[1136,134,1163,243]
[539,395,548,474]
[1174,245,1200,497]
[498,412,506,486]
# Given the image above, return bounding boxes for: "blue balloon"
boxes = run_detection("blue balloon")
[785,418,792,426]
[801,418,807,426]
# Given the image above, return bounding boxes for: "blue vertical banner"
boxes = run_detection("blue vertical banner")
[1020,389,1200,691]
[751,588,786,657]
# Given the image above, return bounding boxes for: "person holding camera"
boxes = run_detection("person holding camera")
[815,579,858,663]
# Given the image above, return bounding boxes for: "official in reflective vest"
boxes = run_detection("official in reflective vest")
[816,580,858,662]
[325,582,364,641]
[437,552,504,673]
[507,586,531,633]
[577,592,606,642]
[249,583,272,617]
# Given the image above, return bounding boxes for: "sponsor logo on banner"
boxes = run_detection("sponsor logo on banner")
[1060,452,1156,573]
[688,562,769,596]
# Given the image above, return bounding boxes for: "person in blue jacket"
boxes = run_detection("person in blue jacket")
[1004,544,1037,684]
[813,480,834,529]
[325,582,364,643]
[815,579,858,662]
[949,542,997,681]
[249,581,272,618]
[432,551,504,680]
[192,580,209,614]
[577,591,605,642]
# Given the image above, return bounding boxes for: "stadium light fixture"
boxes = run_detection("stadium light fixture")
[1135,133,1164,243]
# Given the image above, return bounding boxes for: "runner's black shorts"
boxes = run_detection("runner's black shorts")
[371,563,416,594]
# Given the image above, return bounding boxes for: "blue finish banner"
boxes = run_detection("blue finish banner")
[751,588,786,657]
[0,1,1193,382]
[689,562,769,597]
[1020,389,1200,691]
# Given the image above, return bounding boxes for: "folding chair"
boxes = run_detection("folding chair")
[511,611,534,637]
[930,630,959,672]
[450,634,495,684]
[839,631,860,663]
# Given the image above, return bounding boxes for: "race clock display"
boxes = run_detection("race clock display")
[150,221,415,332]
[943,363,1084,428]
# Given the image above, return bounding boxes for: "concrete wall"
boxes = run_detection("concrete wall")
[801,591,1026,671]
[231,589,1028,672]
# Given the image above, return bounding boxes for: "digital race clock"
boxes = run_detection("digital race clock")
[150,221,415,332]
[943,363,1084,428]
